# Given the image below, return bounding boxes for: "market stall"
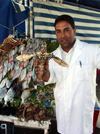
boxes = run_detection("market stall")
[0,36,57,133]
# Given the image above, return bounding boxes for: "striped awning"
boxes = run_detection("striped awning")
[11,0,29,13]
[34,0,100,46]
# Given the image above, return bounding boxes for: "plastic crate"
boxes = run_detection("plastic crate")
[0,120,14,134]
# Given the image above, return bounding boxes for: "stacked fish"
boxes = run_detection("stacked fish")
[0,37,44,106]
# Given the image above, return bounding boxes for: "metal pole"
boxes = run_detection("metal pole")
[29,0,33,40]
[25,0,29,39]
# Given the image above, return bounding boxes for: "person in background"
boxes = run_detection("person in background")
[34,14,100,134]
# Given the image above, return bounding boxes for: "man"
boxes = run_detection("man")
[34,15,100,134]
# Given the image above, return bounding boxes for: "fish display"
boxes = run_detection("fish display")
[0,35,43,106]
[0,36,56,123]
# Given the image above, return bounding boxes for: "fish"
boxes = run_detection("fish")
[20,68,26,81]
[9,50,15,58]
[32,67,36,80]
[10,69,15,79]
[19,61,24,68]
[14,61,20,71]
[18,44,25,54]
[12,68,22,80]
[4,60,8,67]
[9,77,25,98]
[7,63,12,71]
[3,66,8,78]
[21,88,34,104]
[0,65,3,74]
[6,79,11,88]
[22,80,29,89]
[26,70,33,84]
[0,86,7,103]
[23,60,29,67]
[4,87,15,106]
[8,55,14,63]
[13,54,18,62]
[28,58,34,68]
[16,53,35,61]
[13,70,20,80]
[14,46,18,54]
[0,78,7,89]
[10,62,14,70]
[0,73,3,82]
[26,64,32,72]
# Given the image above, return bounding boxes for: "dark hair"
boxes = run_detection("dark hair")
[54,14,75,29]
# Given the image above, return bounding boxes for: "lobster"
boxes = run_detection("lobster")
[16,43,68,87]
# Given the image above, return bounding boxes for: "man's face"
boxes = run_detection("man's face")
[55,20,76,52]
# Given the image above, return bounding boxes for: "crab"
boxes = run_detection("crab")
[16,42,68,86]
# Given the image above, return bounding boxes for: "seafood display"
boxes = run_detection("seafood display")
[0,36,43,105]
[0,35,59,124]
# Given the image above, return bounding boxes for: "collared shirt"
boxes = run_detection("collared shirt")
[59,40,77,65]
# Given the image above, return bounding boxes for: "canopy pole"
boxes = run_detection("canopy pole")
[29,0,33,40]
[25,0,29,39]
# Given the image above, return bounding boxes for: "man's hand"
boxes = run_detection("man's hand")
[34,59,39,68]
[34,59,50,82]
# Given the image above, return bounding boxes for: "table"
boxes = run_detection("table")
[0,115,51,134]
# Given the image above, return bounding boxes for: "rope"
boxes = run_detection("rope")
[0,23,25,36]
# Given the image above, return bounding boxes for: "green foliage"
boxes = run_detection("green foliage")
[29,77,34,88]
[25,84,55,109]
[46,40,59,53]
[11,97,21,108]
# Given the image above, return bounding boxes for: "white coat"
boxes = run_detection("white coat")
[45,39,100,134]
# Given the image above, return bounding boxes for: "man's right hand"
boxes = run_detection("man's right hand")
[33,59,50,82]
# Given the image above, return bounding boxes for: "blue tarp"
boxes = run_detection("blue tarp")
[0,0,29,43]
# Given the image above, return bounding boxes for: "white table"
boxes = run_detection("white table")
[0,115,51,134]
